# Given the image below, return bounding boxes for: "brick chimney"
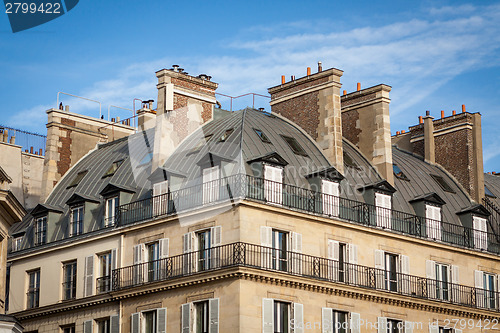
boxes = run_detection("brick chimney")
[268,66,344,174]
[407,109,485,202]
[41,108,135,201]
[341,84,394,185]
[152,67,218,170]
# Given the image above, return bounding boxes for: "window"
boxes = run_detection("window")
[473,216,488,250]
[138,153,153,166]
[386,319,403,333]
[12,236,22,251]
[190,134,213,154]
[202,166,220,204]
[485,185,496,198]
[254,128,271,144]
[439,327,453,333]
[435,262,450,301]
[104,196,119,227]
[98,252,112,293]
[264,164,283,205]
[34,216,47,246]
[322,308,351,333]
[61,325,75,333]
[67,170,88,188]
[280,135,308,157]
[197,230,211,271]
[322,180,339,217]
[146,242,160,282]
[143,310,157,333]
[328,240,358,283]
[274,301,290,333]
[70,206,84,237]
[103,160,123,178]
[27,269,40,309]
[218,128,234,142]
[385,253,399,292]
[343,151,359,170]
[62,261,77,300]
[194,301,209,333]
[425,204,442,240]
[272,230,288,272]
[97,318,110,333]
[430,174,455,193]
[375,192,392,229]
[393,164,409,181]
[484,272,497,309]
[152,180,168,216]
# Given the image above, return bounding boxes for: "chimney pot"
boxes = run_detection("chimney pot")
[402,130,405,134]
[172,65,179,72]
[357,83,361,91]
[291,75,295,81]
[30,146,33,154]
[441,110,444,118]
[426,110,430,116]
[396,131,400,135]
[148,100,154,109]
[419,116,423,124]
[452,110,456,115]
[343,90,346,95]
[307,67,311,76]
[258,107,265,112]
[281,75,285,84]
[65,105,69,112]
[462,104,466,113]
[318,61,322,72]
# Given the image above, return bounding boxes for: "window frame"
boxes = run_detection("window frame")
[67,170,88,188]
[12,236,23,251]
[194,300,210,333]
[273,300,290,333]
[104,196,119,227]
[69,205,84,237]
[96,318,111,333]
[98,252,112,293]
[280,135,308,157]
[142,310,157,333]
[62,260,77,300]
[253,128,272,144]
[61,325,76,333]
[27,269,40,309]
[34,216,47,246]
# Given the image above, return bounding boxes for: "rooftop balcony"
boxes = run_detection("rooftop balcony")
[110,242,500,312]
[119,174,500,255]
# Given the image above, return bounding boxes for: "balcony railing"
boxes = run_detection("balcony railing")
[96,275,111,293]
[119,174,500,255]
[111,242,500,312]
[26,288,39,309]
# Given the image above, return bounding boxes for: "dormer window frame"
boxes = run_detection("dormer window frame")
[152,180,169,216]
[264,163,284,205]
[425,202,442,241]
[104,195,119,227]
[69,205,84,237]
[12,235,23,252]
[102,159,124,178]
[34,216,47,246]
[375,191,392,229]
[67,170,88,189]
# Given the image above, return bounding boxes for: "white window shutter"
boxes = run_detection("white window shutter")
[157,307,167,333]
[131,313,140,333]
[451,265,459,284]
[377,317,387,333]
[426,260,436,278]
[260,226,272,247]
[110,315,119,333]
[183,232,193,253]
[322,180,339,216]
[292,303,303,333]
[84,255,94,297]
[374,250,384,269]
[475,270,484,289]
[111,248,118,271]
[348,244,358,264]
[321,308,332,333]
[133,244,143,264]
[83,320,93,333]
[404,321,413,333]
[292,232,302,253]
[328,240,340,261]
[262,298,274,333]
[181,303,191,333]
[350,313,361,333]
[209,298,219,333]
[159,238,169,259]
[211,226,222,247]
[400,255,410,275]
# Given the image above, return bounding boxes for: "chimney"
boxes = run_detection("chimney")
[423,112,435,163]
[407,109,485,202]
[341,84,394,184]
[153,66,218,170]
[268,66,344,174]
[137,101,156,131]
[318,61,322,72]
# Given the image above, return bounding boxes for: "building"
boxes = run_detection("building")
[5,64,500,333]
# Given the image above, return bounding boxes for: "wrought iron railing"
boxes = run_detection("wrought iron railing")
[483,197,500,242]
[26,288,39,309]
[111,242,500,312]
[96,276,111,293]
[119,174,500,255]
[62,281,76,300]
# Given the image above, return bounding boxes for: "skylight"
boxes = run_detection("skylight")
[254,129,271,144]
[280,135,308,157]
[190,134,213,154]
[138,153,153,166]
[343,152,360,170]
[103,160,124,177]
[485,185,496,198]
[393,164,409,181]
[67,170,88,188]
[430,174,455,193]
[219,129,234,142]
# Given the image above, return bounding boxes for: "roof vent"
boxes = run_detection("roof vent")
[258,107,265,112]
[172,65,180,72]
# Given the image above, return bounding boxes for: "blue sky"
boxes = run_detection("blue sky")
[1,0,500,171]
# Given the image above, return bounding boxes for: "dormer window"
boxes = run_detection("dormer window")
[425,204,442,240]
[264,164,283,205]
[152,180,168,216]
[473,216,488,250]
[70,206,84,237]
[202,166,220,204]
[104,196,119,227]
[375,192,392,228]
[322,179,340,216]
[12,236,23,252]
[34,216,47,246]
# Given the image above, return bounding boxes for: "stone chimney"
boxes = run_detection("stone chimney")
[41,108,135,201]
[137,100,156,131]
[268,66,344,174]
[341,84,394,185]
[407,108,485,202]
[152,67,218,170]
